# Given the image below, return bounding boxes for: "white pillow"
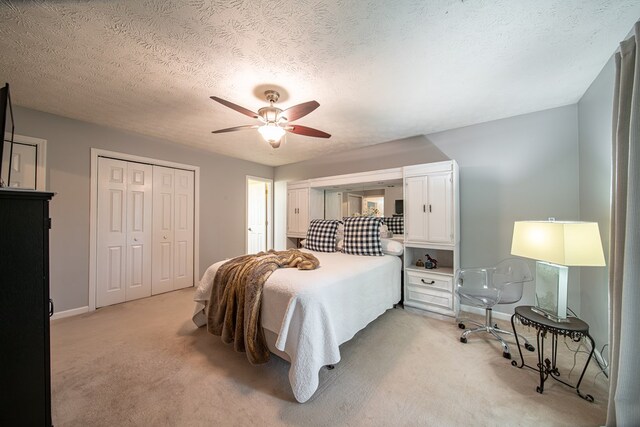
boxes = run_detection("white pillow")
[379,223,393,238]
[380,238,403,256]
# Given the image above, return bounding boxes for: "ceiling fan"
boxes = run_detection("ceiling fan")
[210,90,331,148]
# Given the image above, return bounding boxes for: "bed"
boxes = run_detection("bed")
[192,248,401,403]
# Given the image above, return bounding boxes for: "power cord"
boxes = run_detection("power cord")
[564,307,609,381]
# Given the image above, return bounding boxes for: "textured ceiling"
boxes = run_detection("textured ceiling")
[1,1,639,167]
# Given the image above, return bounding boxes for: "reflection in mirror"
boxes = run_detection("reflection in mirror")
[324,190,342,220]
[1,140,37,189]
[321,179,404,219]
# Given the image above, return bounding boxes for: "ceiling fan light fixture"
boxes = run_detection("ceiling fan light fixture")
[258,123,286,147]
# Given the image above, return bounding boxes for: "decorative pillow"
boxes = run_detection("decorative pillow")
[381,238,404,256]
[343,216,384,256]
[305,219,342,252]
[384,216,404,235]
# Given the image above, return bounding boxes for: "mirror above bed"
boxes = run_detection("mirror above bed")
[307,167,404,220]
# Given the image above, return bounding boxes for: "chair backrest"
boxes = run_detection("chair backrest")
[491,258,533,304]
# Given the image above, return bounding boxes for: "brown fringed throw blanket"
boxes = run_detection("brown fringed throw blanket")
[206,249,319,365]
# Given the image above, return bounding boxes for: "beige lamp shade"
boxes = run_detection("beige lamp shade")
[511,221,606,266]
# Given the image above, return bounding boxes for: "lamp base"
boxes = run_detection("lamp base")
[530,306,570,323]
[534,261,569,321]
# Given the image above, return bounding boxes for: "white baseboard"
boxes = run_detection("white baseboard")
[459,304,512,322]
[51,306,89,320]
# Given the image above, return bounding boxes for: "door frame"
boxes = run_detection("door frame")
[245,175,273,254]
[89,148,200,311]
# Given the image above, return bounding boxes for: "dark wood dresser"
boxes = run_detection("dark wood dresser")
[0,189,54,426]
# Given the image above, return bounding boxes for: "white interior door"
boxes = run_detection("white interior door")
[347,194,363,216]
[125,162,153,300]
[97,157,128,307]
[247,179,267,254]
[324,191,342,220]
[152,166,175,295]
[173,169,194,289]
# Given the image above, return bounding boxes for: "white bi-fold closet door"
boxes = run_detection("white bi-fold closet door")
[96,158,194,308]
[152,165,195,295]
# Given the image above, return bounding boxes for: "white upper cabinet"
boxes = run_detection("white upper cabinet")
[404,162,456,246]
[287,187,309,237]
[286,184,324,238]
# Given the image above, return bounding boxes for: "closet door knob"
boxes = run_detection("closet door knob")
[163,235,167,240]
[133,238,138,242]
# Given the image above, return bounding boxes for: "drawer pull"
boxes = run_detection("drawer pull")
[421,279,436,285]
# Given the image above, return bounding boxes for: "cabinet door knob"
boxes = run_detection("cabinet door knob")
[163,235,167,240]
[421,279,435,285]
[133,238,138,242]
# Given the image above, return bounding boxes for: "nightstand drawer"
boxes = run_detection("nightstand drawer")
[406,285,453,310]
[406,270,452,292]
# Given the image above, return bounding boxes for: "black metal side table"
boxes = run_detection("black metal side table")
[510,305,595,402]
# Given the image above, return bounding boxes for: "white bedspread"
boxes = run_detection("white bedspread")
[192,249,401,403]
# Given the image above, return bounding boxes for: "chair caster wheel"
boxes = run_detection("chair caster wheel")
[460,337,467,343]
[503,352,511,360]
[525,343,535,352]
[458,323,465,329]
[511,360,517,367]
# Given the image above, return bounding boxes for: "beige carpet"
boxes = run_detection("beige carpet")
[50,288,608,426]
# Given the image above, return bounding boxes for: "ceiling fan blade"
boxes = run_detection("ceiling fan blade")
[280,101,320,122]
[210,96,259,120]
[212,125,259,134]
[287,125,331,138]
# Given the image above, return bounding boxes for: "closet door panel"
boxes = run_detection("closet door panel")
[97,157,127,307]
[125,162,153,300]
[173,169,194,290]
[152,166,175,294]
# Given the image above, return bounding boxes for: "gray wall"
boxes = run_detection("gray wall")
[578,56,615,354]
[13,106,273,312]
[275,105,582,314]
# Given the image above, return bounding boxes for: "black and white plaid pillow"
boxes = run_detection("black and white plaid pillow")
[384,216,404,235]
[343,217,384,256]
[305,219,341,252]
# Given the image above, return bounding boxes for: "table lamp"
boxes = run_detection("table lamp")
[510,220,605,322]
